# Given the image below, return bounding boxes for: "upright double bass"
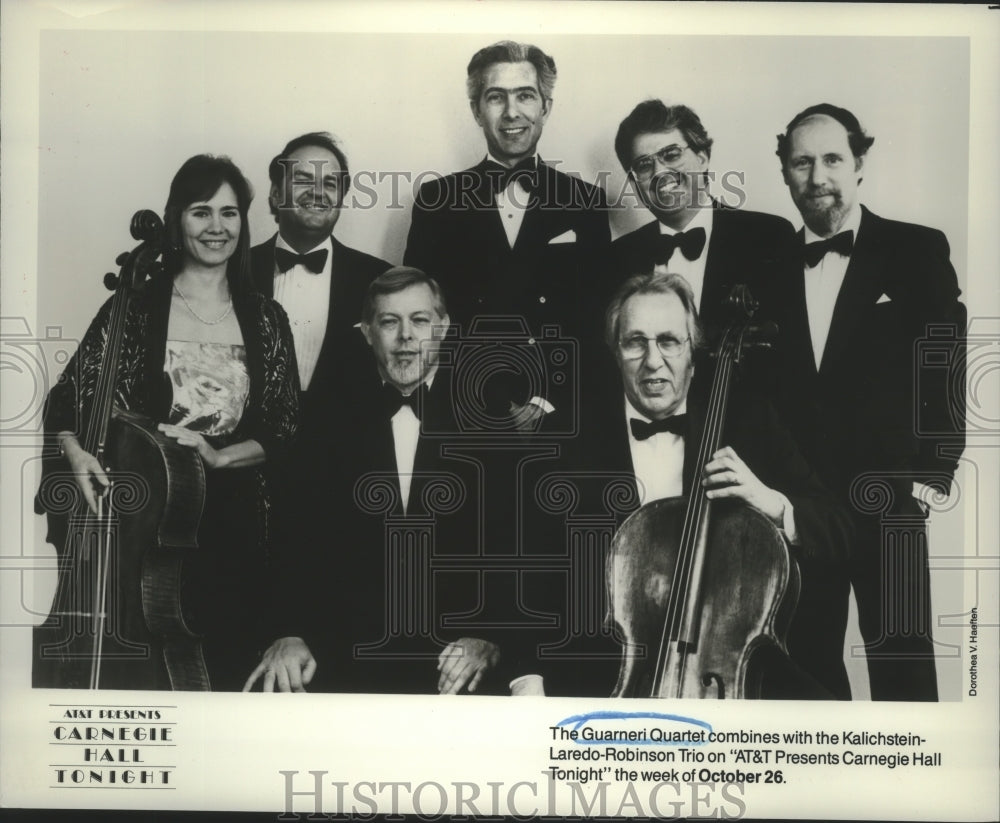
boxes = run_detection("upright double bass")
[609,287,799,699]
[33,211,210,691]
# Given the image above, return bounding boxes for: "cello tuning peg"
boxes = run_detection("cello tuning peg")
[103,272,120,290]
[115,252,130,266]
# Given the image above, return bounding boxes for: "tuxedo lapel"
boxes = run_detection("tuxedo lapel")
[511,161,550,254]
[786,229,819,377]
[632,220,662,269]
[309,235,359,393]
[681,379,709,496]
[818,207,885,374]
[469,158,514,255]
[251,235,278,298]
[701,205,733,318]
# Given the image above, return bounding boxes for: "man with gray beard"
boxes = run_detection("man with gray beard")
[769,103,966,701]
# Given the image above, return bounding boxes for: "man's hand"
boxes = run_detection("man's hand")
[508,402,546,434]
[702,446,786,526]
[437,637,499,694]
[243,637,316,693]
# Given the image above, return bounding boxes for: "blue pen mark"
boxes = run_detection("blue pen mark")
[553,710,712,746]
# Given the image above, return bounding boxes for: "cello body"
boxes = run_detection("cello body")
[34,410,210,691]
[607,284,801,700]
[33,210,211,691]
[609,497,799,699]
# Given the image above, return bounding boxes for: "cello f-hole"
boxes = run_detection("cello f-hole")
[702,671,725,699]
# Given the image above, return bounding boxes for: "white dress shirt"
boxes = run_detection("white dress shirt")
[657,206,714,312]
[488,152,536,248]
[625,396,798,540]
[802,204,862,371]
[388,370,437,516]
[485,153,552,415]
[801,208,931,507]
[271,234,334,390]
[626,398,687,504]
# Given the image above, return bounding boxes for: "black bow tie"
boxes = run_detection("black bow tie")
[274,246,329,274]
[655,227,706,264]
[383,382,428,419]
[485,158,537,195]
[630,413,687,441]
[803,230,854,268]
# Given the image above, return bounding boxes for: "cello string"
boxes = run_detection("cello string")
[651,327,734,695]
[670,338,734,696]
[53,288,126,617]
[91,487,114,689]
[60,254,134,682]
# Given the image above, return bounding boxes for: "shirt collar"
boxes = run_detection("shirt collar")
[658,204,714,237]
[625,395,688,426]
[382,366,438,394]
[275,233,334,257]
[803,202,862,245]
[485,152,539,169]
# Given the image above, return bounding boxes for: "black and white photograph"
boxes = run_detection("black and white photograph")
[1,1,997,819]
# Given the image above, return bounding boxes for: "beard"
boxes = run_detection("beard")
[796,188,850,236]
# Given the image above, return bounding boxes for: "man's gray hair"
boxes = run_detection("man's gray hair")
[604,270,705,352]
[466,40,557,104]
[361,266,448,326]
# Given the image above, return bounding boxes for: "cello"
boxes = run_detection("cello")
[609,286,799,699]
[33,210,211,691]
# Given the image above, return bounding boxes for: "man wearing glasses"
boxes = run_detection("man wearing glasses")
[610,100,795,332]
[511,270,853,698]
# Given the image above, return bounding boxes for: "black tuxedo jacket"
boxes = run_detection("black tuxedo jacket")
[404,158,611,336]
[250,234,391,421]
[769,206,966,504]
[404,159,611,419]
[609,204,797,331]
[254,234,391,667]
[516,367,854,699]
[276,375,493,694]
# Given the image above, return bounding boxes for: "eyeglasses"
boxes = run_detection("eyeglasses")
[619,334,691,360]
[631,145,691,179]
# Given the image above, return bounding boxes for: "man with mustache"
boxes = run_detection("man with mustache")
[610,100,795,334]
[246,132,391,691]
[404,40,610,431]
[770,104,966,701]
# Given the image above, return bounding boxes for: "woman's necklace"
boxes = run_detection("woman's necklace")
[173,281,233,325]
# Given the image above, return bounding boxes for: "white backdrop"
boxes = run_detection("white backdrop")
[36,31,968,341]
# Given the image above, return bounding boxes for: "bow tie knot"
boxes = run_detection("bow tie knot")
[275,246,329,274]
[655,227,706,264]
[803,230,854,268]
[630,413,687,441]
[485,158,537,195]
[383,382,428,419]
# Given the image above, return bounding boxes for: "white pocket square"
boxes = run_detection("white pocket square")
[876,293,892,304]
[548,229,576,244]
